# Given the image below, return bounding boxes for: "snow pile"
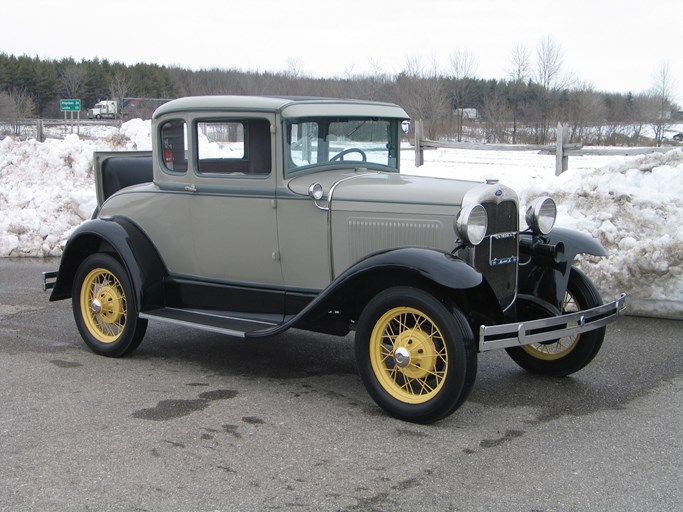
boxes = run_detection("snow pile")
[546,152,683,319]
[118,119,153,151]
[1,122,682,318]
[0,120,151,256]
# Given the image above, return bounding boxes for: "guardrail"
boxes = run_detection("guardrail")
[1,118,121,141]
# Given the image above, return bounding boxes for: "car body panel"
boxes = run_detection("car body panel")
[49,95,623,353]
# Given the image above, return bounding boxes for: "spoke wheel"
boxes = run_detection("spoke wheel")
[506,267,605,376]
[80,267,127,343]
[356,287,477,424]
[520,290,580,360]
[370,307,448,404]
[72,254,147,357]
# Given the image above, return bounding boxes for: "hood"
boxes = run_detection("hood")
[287,169,481,212]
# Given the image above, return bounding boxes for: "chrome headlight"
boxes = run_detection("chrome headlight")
[455,204,488,246]
[525,197,557,235]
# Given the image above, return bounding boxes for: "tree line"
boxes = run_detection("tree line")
[1,39,679,146]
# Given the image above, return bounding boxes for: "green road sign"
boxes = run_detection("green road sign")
[60,99,81,112]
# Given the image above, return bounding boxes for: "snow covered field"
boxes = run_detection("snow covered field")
[1,120,682,318]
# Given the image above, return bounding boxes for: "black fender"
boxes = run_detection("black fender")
[49,217,167,313]
[546,227,607,260]
[249,247,501,338]
[342,247,483,290]
[519,226,606,309]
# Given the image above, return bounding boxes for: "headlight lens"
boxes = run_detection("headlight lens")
[525,197,557,235]
[455,204,488,246]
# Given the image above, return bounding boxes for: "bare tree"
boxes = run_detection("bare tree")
[60,63,85,99]
[535,35,564,90]
[532,36,572,144]
[627,93,647,144]
[566,83,604,144]
[649,61,675,146]
[2,88,37,135]
[286,57,304,80]
[508,44,531,83]
[507,44,530,144]
[395,57,450,140]
[108,71,133,120]
[393,57,423,113]
[481,91,511,143]
[450,49,477,141]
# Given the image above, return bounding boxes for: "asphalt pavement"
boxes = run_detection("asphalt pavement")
[1,258,681,511]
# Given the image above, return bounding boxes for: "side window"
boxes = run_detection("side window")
[288,121,320,168]
[160,120,188,174]
[196,119,271,176]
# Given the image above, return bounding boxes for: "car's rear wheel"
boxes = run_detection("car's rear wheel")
[355,287,477,424]
[72,253,147,357]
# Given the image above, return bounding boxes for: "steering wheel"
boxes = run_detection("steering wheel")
[329,148,367,162]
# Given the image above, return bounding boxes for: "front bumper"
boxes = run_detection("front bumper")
[479,294,626,352]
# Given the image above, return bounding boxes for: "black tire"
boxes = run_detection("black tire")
[355,287,477,424]
[72,253,147,357]
[506,267,605,377]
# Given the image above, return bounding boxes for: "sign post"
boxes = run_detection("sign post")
[60,99,82,134]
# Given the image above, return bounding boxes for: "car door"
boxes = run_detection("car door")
[189,116,283,289]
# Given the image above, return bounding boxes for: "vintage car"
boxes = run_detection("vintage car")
[44,96,625,424]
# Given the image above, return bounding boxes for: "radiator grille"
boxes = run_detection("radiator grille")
[474,200,519,310]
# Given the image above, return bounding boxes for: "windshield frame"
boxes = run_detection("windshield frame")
[284,116,401,176]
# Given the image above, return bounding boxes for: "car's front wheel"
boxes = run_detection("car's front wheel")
[355,287,477,424]
[72,253,147,357]
[506,267,605,376]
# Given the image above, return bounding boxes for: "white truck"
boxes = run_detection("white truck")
[87,100,118,119]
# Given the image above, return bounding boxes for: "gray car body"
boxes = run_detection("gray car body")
[48,95,624,347]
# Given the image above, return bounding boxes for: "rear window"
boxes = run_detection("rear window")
[160,120,188,174]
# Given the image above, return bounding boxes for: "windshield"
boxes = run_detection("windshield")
[285,117,400,174]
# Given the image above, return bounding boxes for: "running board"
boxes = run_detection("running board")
[139,308,280,338]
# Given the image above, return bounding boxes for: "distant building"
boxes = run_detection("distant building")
[455,108,480,120]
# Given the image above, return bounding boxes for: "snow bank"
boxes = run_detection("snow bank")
[118,119,153,151]
[0,120,151,257]
[1,122,682,318]
[546,151,683,319]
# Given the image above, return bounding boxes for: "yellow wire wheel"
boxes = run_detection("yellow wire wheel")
[369,307,448,404]
[505,267,606,377]
[520,289,580,361]
[355,286,477,424]
[72,253,147,357]
[79,267,127,343]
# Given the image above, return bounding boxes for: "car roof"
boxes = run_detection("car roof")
[153,95,409,120]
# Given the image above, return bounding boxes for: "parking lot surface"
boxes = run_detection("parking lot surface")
[1,258,682,511]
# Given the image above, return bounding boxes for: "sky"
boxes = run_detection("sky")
[1,0,681,103]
